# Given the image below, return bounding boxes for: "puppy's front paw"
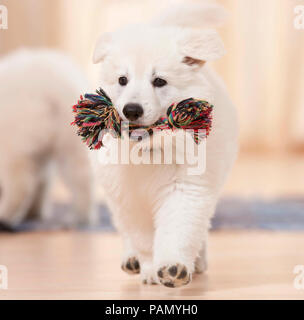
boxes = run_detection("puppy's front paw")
[157,264,191,288]
[121,256,140,275]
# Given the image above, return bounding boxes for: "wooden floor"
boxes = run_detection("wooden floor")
[0,230,303,300]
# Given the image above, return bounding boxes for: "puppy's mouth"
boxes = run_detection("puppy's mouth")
[125,116,162,142]
[123,111,167,142]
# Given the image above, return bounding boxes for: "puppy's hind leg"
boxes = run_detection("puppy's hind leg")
[55,149,95,227]
[195,237,208,274]
[139,252,158,285]
[26,166,53,221]
[0,161,39,228]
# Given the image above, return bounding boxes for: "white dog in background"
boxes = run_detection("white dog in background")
[0,49,94,229]
[92,1,238,288]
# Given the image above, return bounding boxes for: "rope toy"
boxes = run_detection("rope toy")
[72,88,213,150]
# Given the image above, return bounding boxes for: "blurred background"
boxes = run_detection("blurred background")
[0,0,304,230]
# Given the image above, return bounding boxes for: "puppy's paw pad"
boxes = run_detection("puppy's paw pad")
[121,256,140,274]
[157,264,191,288]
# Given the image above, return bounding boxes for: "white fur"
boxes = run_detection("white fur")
[92,3,238,287]
[0,49,95,227]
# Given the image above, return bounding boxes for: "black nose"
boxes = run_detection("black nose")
[123,103,143,121]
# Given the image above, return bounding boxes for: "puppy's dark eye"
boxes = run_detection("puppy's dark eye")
[119,76,128,86]
[153,78,167,87]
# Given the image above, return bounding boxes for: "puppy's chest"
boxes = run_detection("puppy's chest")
[102,163,177,208]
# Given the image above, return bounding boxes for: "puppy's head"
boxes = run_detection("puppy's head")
[93,25,225,126]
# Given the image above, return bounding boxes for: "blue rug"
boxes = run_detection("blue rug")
[10,197,304,232]
[213,197,304,230]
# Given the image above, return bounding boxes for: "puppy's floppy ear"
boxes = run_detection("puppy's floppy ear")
[178,29,225,66]
[93,32,112,64]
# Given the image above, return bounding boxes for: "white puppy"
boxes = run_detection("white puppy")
[0,49,94,229]
[92,2,238,287]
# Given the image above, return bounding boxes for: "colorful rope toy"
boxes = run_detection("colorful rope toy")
[72,88,213,150]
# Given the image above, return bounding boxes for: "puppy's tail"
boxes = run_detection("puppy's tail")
[153,0,227,29]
